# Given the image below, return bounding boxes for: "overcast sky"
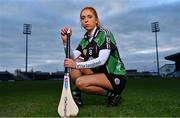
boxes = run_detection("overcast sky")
[0,0,180,73]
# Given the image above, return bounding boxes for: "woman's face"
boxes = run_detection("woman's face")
[80,9,98,33]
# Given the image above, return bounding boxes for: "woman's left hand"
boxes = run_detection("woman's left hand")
[64,58,76,68]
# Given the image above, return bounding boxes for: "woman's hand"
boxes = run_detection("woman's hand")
[64,58,76,69]
[60,27,72,44]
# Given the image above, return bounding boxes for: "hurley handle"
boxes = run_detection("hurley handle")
[65,29,71,74]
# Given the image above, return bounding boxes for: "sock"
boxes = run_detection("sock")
[105,90,121,97]
[105,90,112,97]
[72,87,81,98]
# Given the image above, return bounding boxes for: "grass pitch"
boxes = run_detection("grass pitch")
[0,77,180,117]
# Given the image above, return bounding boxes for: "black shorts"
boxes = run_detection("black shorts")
[105,73,127,94]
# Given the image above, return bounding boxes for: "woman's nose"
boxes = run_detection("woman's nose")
[84,18,88,22]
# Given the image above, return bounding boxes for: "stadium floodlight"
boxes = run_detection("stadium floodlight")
[23,24,32,72]
[151,22,160,76]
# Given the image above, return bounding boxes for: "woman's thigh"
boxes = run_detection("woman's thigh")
[71,68,94,81]
[76,73,113,91]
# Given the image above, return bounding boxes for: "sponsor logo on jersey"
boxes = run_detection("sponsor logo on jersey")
[89,47,94,56]
[114,78,120,85]
[89,49,92,55]
[83,49,87,56]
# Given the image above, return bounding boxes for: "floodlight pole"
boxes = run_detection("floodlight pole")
[23,24,32,72]
[151,22,160,76]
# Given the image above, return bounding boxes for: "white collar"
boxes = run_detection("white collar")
[88,26,97,38]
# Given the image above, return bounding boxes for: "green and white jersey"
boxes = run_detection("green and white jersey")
[75,27,126,76]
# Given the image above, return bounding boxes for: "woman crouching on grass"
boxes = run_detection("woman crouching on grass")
[60,6,127,106]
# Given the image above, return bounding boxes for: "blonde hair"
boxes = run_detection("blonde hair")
[80,6,101,27]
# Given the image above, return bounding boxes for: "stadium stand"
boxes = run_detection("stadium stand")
[165,52,180,77]
[0,71,15,81]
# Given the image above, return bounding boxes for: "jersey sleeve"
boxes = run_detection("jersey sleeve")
[76,49,110,69]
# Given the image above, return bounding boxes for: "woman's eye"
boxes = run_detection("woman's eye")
[88,15,92,19]
[81,17,85,20]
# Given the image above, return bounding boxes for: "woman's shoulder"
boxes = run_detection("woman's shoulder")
[99,27,116,44]
[78,37,88,47]
[99,27,112,36]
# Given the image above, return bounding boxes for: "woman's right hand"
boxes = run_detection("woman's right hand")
[60,27,72,44]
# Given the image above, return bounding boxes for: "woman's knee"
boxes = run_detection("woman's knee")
[75,77,88,91]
